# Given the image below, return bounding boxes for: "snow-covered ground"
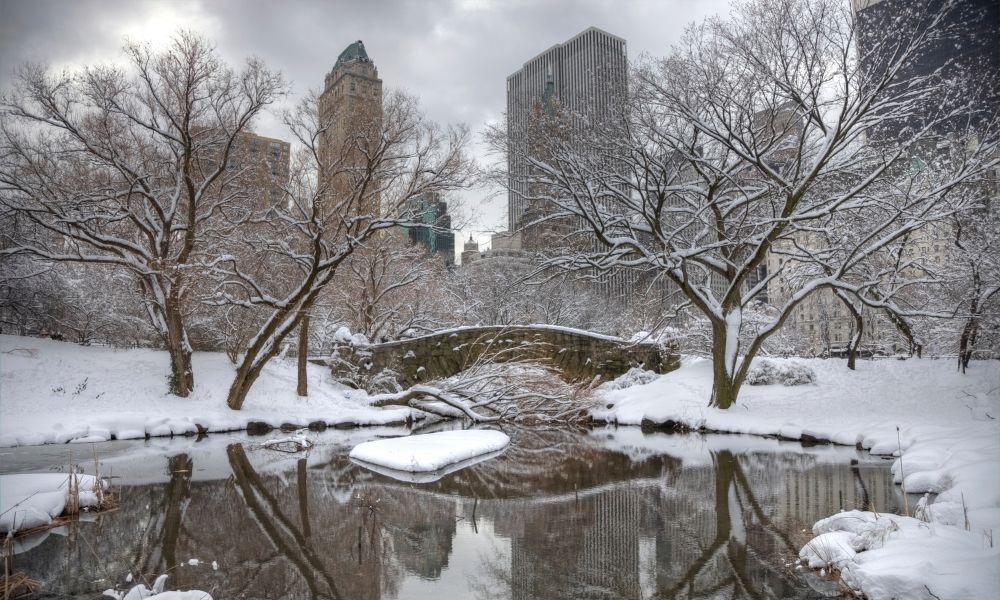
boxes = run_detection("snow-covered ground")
[349,429,510,474]
[0,335,413,448]
[595,356,1000,600]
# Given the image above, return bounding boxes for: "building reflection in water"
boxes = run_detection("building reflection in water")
[16,429,901,599]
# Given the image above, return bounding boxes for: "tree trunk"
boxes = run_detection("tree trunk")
[297,313,310,397]
[227,310,303,410]
[228,354,270,410]
[958,316,977,373]
[845,301,864,371]
[164,299,194,397]
[958,294,979,374]
[161,454,192,571]
[709,324,740,409]
[297,457,311,538]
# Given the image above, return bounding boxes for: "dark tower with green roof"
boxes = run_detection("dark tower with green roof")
[318,40,383,213]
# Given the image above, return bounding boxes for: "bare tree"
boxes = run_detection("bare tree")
[0,31,285,395]
[211,91,474,410]
[491,0,999,408]
[333,242,449,342]
[950,205,1000,372]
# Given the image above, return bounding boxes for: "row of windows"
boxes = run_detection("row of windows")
[506,29,627,232]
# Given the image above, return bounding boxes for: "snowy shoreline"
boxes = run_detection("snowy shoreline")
[594,357,1000,600]
[0,335,415,448]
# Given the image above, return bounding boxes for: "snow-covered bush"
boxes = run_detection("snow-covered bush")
[602,367,659,390]
[745,360,816,386]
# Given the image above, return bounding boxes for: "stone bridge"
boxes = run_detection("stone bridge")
[326,325,679,387]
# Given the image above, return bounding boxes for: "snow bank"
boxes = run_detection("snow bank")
[801,510,999,600]
[0,472,105,532]
[595,356,1000,600]
[0,335,415,448]
[349,430,510,473]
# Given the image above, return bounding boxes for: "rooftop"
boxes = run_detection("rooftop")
[336,40,371,65]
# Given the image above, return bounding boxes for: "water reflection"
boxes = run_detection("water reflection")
[13,429,901,599]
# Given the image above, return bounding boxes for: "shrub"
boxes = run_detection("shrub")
[603,367,660,390]
[745,360,816,386]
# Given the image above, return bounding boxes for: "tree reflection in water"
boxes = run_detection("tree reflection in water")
[13,429,901,599]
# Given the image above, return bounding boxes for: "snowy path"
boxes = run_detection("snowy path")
[595,356,1000,600]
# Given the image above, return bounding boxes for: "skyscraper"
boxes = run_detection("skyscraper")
[318,40,383,217]
[853,0,999,141]
[506,27,628,235]
[405,192,456,263]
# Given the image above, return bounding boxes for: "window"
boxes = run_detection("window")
[270,142,281,159]
[250,138,259,153]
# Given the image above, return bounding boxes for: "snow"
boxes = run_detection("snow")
[0,472,105,532]
[0,335,416,448]
[595,355,1000,600]
[353,447,508,483]
[349,430,510,473]
[332,325,369,346]
[801,510,999,600]
[260,433,313,452]
[103,574,212,600]
[370,323,660,348]
[724,308,741,377]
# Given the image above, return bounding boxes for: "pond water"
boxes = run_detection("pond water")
[2,426,907,599]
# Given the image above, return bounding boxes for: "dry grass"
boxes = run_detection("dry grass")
[3,536,40,600]
[0,571,40,599]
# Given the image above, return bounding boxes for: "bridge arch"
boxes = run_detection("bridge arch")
[328,325,679,387]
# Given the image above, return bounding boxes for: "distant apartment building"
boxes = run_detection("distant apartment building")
[759,0,999,355]
[237,132,291,207]
[200,130,290,209]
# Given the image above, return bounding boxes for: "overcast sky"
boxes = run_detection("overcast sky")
[0,0,732,249]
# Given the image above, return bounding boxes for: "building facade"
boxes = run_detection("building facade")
[506,27,628,235]
[853,0,999,142]
[318,40,384,218]
[405,192,455,263]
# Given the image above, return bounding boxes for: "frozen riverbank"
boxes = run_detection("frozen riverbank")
[595,356,1000,600]
[0,335,413,448]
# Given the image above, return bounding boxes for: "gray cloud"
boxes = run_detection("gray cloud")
[0,0,730,241]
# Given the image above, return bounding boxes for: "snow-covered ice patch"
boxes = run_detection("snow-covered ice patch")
[0,472,106,533]
[349,430,509,473]
[260,434,313,452]
[353,448,508,483]
[103,573,212,600]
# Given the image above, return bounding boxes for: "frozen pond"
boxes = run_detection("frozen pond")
[1,426,907,599]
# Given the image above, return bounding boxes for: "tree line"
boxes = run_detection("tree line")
[2,0,998,412]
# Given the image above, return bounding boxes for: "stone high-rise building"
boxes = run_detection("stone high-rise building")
[506,27,627,235]
[319,40,384,218]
